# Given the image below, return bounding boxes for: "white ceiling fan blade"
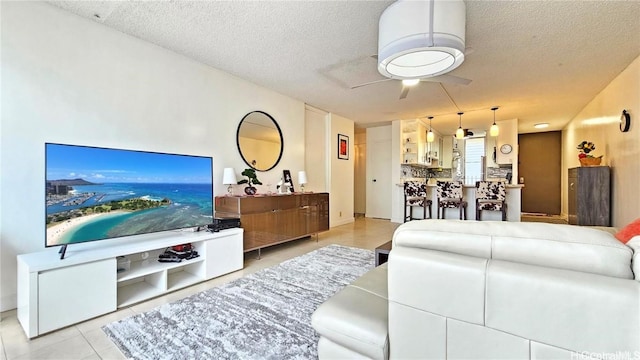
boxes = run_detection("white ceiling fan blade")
[421,74,472,85]
[350,78,392,89]
[399,85,410,100]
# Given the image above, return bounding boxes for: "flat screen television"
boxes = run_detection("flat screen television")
[45,143,213,257]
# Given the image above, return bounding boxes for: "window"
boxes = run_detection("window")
[464,137,485,185]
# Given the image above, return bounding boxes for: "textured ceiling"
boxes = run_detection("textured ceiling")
[48,0,640,135]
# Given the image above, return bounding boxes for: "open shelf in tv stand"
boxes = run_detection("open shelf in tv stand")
[17,228,243,338]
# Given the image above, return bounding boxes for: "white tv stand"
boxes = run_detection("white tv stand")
[17,228,243,338]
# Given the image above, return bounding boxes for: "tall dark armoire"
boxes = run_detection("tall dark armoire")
[568,166,610,226]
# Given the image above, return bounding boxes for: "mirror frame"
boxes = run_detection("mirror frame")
[236,110,284,172]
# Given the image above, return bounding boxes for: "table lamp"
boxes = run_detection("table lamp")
[223,168,237,196]
[298,171,308,193]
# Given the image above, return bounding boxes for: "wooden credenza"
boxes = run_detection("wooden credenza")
[215,193,329,252]
[568,166,610,226]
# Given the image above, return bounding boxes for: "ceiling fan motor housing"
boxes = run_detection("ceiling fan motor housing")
[378,0,466,80]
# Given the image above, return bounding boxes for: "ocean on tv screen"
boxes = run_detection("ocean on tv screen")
[46,182,213,247]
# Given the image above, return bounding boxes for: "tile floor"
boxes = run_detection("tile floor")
[0,217,399,360]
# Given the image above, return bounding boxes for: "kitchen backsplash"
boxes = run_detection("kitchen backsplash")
[401,164,452,179]
[487,166,512,179]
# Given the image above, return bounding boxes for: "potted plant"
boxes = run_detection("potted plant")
[237,168,262,195]
[577,140,602,166]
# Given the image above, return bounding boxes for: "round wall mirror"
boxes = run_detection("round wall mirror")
[236,111,283,171]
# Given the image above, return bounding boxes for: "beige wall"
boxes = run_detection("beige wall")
[562,55,640,227]
[304,105,329,193]
[354,132,367,214]
[329,113,355,226]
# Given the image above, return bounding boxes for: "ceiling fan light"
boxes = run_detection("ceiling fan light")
[402,79,420,86]
[378,0,466,79]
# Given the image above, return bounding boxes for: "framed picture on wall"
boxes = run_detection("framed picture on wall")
[282,169,295,192]
[338,134,349,160]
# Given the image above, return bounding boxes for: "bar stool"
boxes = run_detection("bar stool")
[436,181,467,220]
[404,181,432,222]
[475,181,507,221]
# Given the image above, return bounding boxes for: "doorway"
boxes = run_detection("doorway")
[518,131,561,215]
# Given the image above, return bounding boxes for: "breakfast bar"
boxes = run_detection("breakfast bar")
[397,182,523,222]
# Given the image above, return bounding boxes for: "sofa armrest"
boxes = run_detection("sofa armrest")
[393,220,633,279]
[625,236,640,279]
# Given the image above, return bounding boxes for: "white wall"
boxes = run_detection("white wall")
[304,105,329,192]
[0,2,306,311]
[329,114,355,227]
[562,55,640,227]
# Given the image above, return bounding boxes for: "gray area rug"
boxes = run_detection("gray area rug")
[103,244,374,359]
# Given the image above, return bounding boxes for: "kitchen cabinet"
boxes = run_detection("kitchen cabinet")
[440,135,453,168]
[402,120,427,165]
[426,133,440,163]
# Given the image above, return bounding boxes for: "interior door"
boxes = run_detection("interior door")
[354,143,366,214]
[366,139,391,219]
[519,131,561,214]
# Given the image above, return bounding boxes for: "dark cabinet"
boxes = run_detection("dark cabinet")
[215,193,329,252]
[568,166,610,226]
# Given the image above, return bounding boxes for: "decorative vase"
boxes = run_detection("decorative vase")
[244,186,257,195]
[579,156,602,167]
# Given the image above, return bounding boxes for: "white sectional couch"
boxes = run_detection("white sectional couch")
[312,220,640,359]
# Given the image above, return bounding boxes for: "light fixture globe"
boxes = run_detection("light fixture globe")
[427,116,435,143]
[490,107,500,137]
[378,0,466,79]
[455,112,465,140]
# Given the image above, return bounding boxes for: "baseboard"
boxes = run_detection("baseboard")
[330,217,355,227]
[0,293,16,313]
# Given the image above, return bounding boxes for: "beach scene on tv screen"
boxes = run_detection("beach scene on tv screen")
[45,144,213,247]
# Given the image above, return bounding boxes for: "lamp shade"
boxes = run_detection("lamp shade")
[489,107,499,137]
[427,130,435,143]
[298,171,308,185]
[490,123,499,137]
[378,0,466,79]
[455,112,464,139]
[222,168,237,185]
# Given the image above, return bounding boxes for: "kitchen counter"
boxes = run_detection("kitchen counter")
[396,181,522,222]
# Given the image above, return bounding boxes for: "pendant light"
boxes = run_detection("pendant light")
[427,116,435,143]
[490,107,500,137]
[455,112,465,139]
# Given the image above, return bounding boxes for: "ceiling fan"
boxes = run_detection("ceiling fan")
[350,74,472,100]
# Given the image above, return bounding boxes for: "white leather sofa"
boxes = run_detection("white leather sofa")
[312,219,640,359]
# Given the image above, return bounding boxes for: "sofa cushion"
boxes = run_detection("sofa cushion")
[485,260,640,354]
[311,264,389,360]
[393,220,633,279]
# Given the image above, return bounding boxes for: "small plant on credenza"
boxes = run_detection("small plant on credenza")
[238,168,262,195]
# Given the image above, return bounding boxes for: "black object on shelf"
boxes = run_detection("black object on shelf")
[207,217,241,232]
[158,245,200,263]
